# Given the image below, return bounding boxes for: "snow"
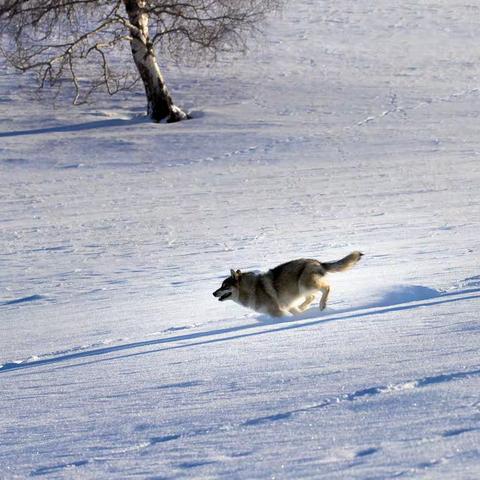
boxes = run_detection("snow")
[1,1,480,478]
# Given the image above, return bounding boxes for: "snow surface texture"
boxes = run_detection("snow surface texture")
[1,1,480,478]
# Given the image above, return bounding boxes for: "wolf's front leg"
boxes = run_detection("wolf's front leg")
[268,305,287,317]
[298,294,315,312]
[289,307,302,315]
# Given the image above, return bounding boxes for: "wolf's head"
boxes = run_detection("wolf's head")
[213,269,241,302]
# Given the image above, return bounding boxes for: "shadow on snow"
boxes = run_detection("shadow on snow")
[1,287,479,374]
[0,116,148,138]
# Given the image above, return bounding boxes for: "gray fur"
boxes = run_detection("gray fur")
[213,251,363,317]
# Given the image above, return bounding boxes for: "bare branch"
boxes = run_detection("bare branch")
[0,0,282,119]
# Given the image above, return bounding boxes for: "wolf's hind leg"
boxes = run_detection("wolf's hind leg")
[301,271,331,311]
[319,285,330,310]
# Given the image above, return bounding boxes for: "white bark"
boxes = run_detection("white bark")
[123,0,187,122]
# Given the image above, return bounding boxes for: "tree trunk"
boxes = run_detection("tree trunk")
[123,0,188,122]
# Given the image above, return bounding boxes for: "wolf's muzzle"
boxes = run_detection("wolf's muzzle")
[213,289,231,301]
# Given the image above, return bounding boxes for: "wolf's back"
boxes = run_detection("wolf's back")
[322,251,363,273]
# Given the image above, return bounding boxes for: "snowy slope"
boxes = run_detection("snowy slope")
[1,1,480,478]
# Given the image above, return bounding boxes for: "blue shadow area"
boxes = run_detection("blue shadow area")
[1,287,479,374]
[0,117,148,138]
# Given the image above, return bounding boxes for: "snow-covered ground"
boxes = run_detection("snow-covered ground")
[1,1,480,478]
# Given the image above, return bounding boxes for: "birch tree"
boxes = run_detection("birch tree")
[0,0,280,122]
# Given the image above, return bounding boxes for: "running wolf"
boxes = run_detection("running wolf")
[213,251,363,317]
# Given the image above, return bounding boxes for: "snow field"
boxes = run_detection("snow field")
[1,1,480,478]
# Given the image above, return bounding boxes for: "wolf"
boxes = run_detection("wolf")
[213,251,363,317]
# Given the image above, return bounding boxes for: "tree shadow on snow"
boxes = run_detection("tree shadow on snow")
[1,286,480,374]
[0,116,149,138]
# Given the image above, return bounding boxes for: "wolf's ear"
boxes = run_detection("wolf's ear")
[230,269,241,279]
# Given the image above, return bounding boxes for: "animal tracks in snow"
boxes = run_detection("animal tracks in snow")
[0,294,48,306]
[342,369,480,402]
[103,366,479,469]
[356,88,480,128]
[241,368,480,428]
[172,134,311,167]
[30,459,89,477]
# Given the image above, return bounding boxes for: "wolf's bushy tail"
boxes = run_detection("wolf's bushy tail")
[322,251,363,273]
